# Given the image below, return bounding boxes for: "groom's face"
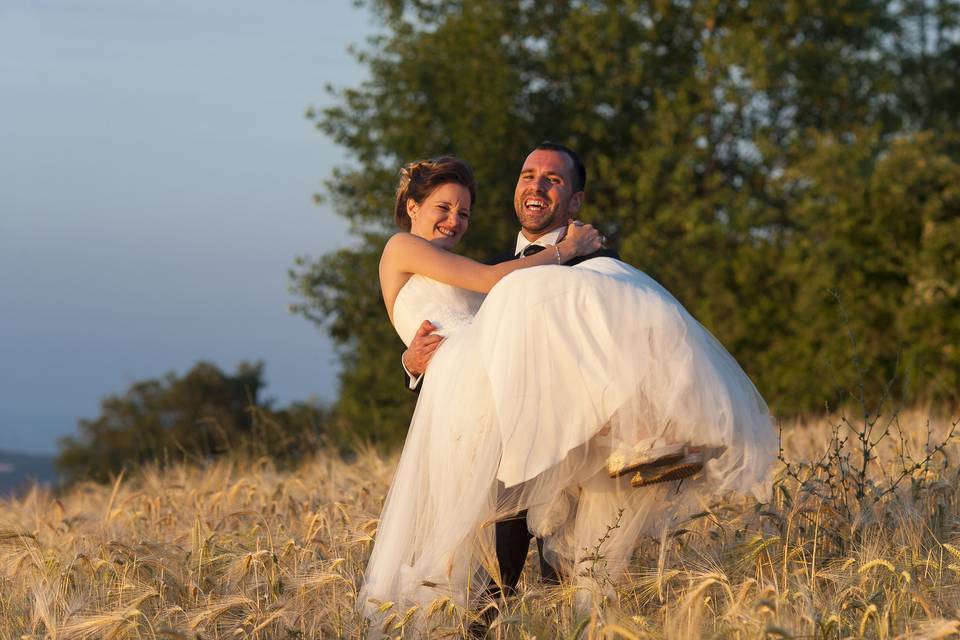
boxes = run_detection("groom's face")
[513,149,584,238]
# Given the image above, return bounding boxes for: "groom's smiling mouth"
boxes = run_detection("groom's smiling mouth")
[523,196,549,212]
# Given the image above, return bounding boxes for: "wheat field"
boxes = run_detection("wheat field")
[2,409,959,639]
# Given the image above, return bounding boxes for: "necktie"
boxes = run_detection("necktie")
[520,244,546,257]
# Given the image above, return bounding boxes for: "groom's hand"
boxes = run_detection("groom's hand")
[403,320,443,377]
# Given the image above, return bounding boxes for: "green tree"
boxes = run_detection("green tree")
[57,362,329,484]
[292,0,960,444]
[885,134,960,403]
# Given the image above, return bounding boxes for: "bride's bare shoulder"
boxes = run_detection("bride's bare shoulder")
[381,232,431,264]
[380,233,426,319]
[381,232,419,273]
[384,231,426,249]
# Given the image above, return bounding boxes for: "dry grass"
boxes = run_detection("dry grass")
[2,409,960,639]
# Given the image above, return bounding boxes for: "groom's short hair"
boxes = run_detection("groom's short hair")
[534,141,586,192]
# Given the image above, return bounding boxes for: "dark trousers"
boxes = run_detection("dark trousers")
[487,510,559,599]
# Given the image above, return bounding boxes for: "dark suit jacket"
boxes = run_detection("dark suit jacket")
[405,244,621,393]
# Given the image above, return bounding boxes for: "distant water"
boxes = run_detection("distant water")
[0,450,58,496]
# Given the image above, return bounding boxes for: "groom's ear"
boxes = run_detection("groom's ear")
[569,191,584,215]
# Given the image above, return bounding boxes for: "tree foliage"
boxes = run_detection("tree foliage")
[57,362,329,484]
[291,0,960,445]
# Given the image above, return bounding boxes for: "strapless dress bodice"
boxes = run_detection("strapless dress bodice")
[391,274,485,347]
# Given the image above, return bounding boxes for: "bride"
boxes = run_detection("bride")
[361,155,775,626]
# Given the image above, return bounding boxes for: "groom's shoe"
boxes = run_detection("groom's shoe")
[466,605,498,639]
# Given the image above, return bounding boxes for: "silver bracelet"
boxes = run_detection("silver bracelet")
[554,245,562,264]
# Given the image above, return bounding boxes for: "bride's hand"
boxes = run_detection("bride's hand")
[561,221,602,259]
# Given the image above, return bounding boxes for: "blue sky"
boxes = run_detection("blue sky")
[0,1,373,454]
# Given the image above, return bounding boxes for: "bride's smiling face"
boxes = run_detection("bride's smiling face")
[407,182,472,249]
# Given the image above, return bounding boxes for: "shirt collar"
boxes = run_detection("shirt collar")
[514,227,565,256]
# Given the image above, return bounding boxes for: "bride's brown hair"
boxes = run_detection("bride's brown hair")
[394,157,476,230]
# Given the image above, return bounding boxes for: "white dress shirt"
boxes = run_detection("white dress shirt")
[514,227,566,257]
[403,360,424,390]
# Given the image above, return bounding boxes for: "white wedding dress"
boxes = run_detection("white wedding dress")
[359,257,774,624]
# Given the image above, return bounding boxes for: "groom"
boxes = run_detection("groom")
[401,141,618,597]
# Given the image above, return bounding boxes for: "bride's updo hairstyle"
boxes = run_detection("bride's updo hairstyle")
[394,157,476,231]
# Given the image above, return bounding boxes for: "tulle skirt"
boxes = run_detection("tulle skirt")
[359,258,775,624]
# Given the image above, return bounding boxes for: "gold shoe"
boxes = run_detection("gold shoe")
[607,443,685,478]
[630,458,704,487]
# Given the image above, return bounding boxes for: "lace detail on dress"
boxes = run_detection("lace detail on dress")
[391,275,485,346]
[430,309,477,336]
